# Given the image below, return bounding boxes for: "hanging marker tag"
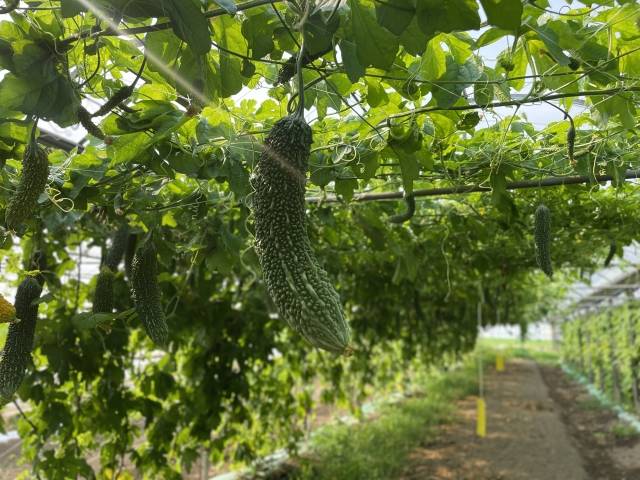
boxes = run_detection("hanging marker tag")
[496,353,505,372]
[476,398,487,438]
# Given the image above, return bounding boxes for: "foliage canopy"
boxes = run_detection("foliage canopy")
[0,0,640,477]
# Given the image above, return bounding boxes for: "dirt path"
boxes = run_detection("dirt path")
[400,358,638,480]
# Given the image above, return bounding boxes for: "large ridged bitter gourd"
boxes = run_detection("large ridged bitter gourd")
[534,204,553,278]
[0,277,42,404]
[5,140,49,231]
[130,241,168,347]
[250,115,351,354]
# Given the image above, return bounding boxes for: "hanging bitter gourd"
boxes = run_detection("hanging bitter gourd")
[5,139,49,231]
[250,115,351,354]
[0,277,42,404]
[0,294,16,323]
[92,225,130,313]
[130,240,168,347]
[105,225,129,272]
[534,204,553,278]
[604,240,616,267]
[124,233,138,280]
[92,266,115,313]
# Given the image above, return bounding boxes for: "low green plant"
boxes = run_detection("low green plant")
[294,358,479,480]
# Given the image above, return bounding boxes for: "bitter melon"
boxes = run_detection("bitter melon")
[534,204,553,278]
[92,266,115,313]
[130,241,168,347]
[0,294,16,323]
[92,85,134,117]
[124,233,138,280]
[105,225,129,272]
[604,241,616,267]
[0,277,43,404]
[567,123,576,162]
[77,106,105,140]
[5,140,49,231]
[389,193,416,224]
[250,115,351,354]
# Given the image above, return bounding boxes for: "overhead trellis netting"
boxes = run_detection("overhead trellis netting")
[1,0,640,477]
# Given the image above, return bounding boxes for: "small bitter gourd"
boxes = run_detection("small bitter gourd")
[92,266,115,313]
[250,115,351,354]
[567,123,576,162]
[534,204,553,278]
[389,193,416,224]
[130,241,168,347]
[5,140,49,231]
[604,241,616,267]
[0,294,16,323]
[77,106,105,140]
[0,277,42,404]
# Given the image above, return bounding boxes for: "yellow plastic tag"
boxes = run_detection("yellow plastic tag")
[476,398,486,437]
[496,353,505,372]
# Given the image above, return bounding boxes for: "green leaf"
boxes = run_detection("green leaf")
[420,38,446,79]
[340,40,365,83]
[399,17,429,56]
[72,312,117,331]
[214,16,246,97]
[528,23,571,66]
[365,78,388,107]
[164,0,211,55]
[431,57,481,108]
[375,0,416,36]
[475,27,510,47]
[145,29,182,77]
[416,0,481,37]
[61,0,86,17]
[335,178,358,201]
[474,73,494,106]
[479,0,523,32]
[349,0,399,70]
[242,12,275,59]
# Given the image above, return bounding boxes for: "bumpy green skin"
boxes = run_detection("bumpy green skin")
[0,277,42,405]
[92,266,115,313]
[131,242,168,347]
[5,142,49,231]
[105,225,129,272]
[250,116,351,354]
[124,234,138,280]
[534,204,553,278]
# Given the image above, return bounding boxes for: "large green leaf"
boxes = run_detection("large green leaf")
[431,56,481,108]
[416,0,481,37]
[479,0,523,32]
[375,0,416,36]
[349,0,399,70]
[164,0,212,55]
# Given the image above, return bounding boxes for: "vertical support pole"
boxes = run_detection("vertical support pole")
[577,323,585,372]
[628,308,640,413]
[607,306,621,403]
[476,299,486,438]
[477,300,484,400]
[585,329,594,384]
[200,447,209,480]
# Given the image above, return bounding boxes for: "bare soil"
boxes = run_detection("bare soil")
[399,358,640,480]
